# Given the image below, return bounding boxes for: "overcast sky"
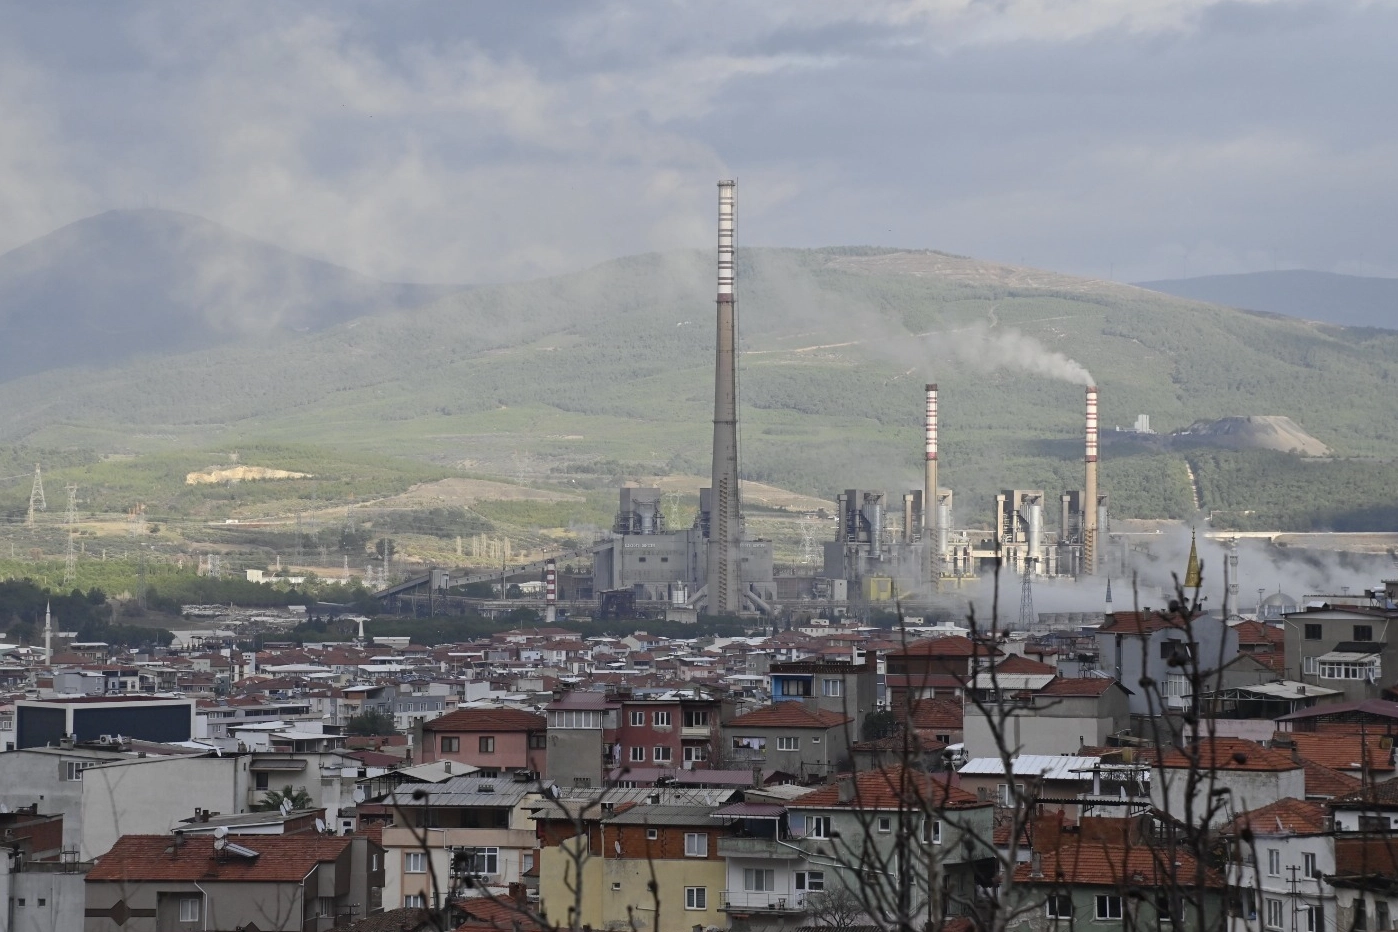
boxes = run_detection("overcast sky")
[3,0,1396,284]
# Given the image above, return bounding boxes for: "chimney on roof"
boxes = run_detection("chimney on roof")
[837,776,855,804]
[752,766,763,788]
[1030,851,1044,878]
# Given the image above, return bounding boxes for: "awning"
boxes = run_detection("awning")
[1317,651,1380,663]
[249,758,308,772]
[712,802,786,819]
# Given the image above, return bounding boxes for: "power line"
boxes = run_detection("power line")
[63,485,78,587]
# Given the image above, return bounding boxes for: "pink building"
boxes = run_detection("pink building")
[420,708,547,778]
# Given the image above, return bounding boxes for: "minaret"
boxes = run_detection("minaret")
[707,180,743,615]
[44,601,52,665]
[1184,529,1202,591]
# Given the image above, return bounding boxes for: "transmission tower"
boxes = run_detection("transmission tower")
[63,485,78,586]
[27,464,46,527]
[210,554,221,579]
[800,513,819,565]
[1018,558,1037,629]
[295,512,304,566]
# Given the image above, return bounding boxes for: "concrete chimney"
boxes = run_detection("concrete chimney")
[544,559,557,624]
[924,384,940,576]
[1084,386,1099,574]
[706,180,743,615]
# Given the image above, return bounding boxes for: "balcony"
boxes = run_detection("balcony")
[721,890,808,912]
[717,836,801,859]
[681,726,711,740]
[729,748,766,762]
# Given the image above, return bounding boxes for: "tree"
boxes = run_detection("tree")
[255,784,313,812]
[862,709,898,741]
[806,886,866,930]
[346,708,397,736]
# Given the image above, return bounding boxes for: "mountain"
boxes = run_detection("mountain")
[1136,270,1398,330]
[0,209,464,379]
[3,243,1398,531]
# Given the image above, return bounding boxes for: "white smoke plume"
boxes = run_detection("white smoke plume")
[922,322,1094,387]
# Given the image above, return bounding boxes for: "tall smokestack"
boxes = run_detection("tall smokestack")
[1084,386,1099,574]
[544,559,557,624]
[707,180,743,614]
[924,384,940,575]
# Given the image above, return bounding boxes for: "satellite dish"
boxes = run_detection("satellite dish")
[213,826,229,839]
[315,818,326,834]
[213,836,226,852]
[279,800,292,816]
[352,788,365,804]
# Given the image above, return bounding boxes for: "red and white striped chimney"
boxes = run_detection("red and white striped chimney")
[1084,386,1099,573]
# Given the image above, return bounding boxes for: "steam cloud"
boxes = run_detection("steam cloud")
[923,323,1094,387]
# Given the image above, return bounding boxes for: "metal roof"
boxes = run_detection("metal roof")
[959,755,1102,781]
[1317,650,1381,663]
[605,805,721,826]
[1235,681,1342,700]
[967,673,1056,691]
[712,802,787,819]
[388,775,548,808]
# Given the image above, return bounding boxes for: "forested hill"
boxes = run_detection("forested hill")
[1,244,1397,529]
[1138,270,1398,331]
[0,208,463,379]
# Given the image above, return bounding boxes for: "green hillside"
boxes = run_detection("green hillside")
[2,247,1397,545]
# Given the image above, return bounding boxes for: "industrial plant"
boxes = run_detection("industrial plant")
[590,180,1115,618]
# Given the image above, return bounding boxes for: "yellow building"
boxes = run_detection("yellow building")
[538,804,728,931]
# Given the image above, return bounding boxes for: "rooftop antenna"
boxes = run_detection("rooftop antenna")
[1018,557,1037,629]
[27,464,46,528]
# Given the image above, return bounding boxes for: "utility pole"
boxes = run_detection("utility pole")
[63,485,78,587]
[295,512,303,566]
[27,464,46,527]
[137,545,148,611]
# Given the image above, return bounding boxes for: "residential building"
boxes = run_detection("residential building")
[420,708,547,778]
[722,703,853,782]
[1096,609,1238,734]
[1221,798,1334,932]
[1150,737,1305,828]
[961,676,1131,759]
[382,774,548,910]
[83,832,384,931]
[768,659,877,724]
[13,695,197,749]
[1285,602,1398,702]
[544,691,620,789]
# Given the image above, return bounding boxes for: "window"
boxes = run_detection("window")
[808,816,831,839]
[612,882,622,891]
[777,736,800,751]
[479,736,495,754]
[743,868,775,892]
[1304,905,1323,932]
[179,897,201,923]
[998,783,1024,807]
[685,886,707,910]
[64,761,94,781]
[1356,899,1369,931]
[1160,639,1192,659]
[1155,894,1176,922]
[684,709,709,728]
[440,736,459,753]
[405,851,426,873]
[684,832,708,857]
[459,847,499,875]
[683,745,709,762]
[732,736,766,755]
[822,678,843,697]
[877,816,892,833]
[921,818,942,844]
[1095,895,1123,921]
[654,746,673,762]
[1376,901,1389,931]
[1304,656,1318,675]
[630,746,647,762]
[1304,852,1318,879]
[529,733,547,749]
[1046,895,1073,920]
[403,894,425,909]
[1304,624,1323,641]
[1267,848,1282,876]
[778,678,812,697]
[1356,625,1374,642]
[1266,897,1285,929]
[647,828,659,840]
[630,710,645,726]
[550,710,602,729]
[654,711,672,726]
[318,897,335,918]
[795,871,825,891]
[255,771,270,791]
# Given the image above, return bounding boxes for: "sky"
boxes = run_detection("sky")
[2,0,1397,285]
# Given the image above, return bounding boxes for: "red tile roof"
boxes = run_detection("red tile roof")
[423,708,545,733]
[1014,839,1217,888]
[1099,610,1200,636]
[1037,677,1121,697]
[1222,798,1327,837]
[88,834,350,883]
[901,698,964,732]
[726,703,851,729]
[1301,759,1363,799]
[994,655,1057,675]
[1286,733,1394,774]
[1149,737,1302,772]
[454,896,545,931]
[789,765,985,811]
[1233,620,1285,648]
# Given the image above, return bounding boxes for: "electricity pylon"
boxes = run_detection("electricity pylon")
[1018,557,1037,629]
[27,464,46,527]
[63,485,78,586]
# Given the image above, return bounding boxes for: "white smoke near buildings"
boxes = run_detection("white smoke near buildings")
[921,322,1094,387]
